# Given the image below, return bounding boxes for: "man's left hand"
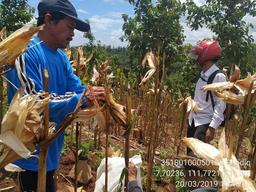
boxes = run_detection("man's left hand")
[85,86,105,107]
[205,127,215,143]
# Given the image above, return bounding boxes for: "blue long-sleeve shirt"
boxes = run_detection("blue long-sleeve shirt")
[6,36,86,171]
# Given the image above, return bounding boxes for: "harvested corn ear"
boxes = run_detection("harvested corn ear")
[106,93,127,128]
[215,90,244,105]
[202,82,234,92]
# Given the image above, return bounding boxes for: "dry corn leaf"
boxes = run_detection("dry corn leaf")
[95,111,106,130]
[235,74,256,92]
[215,90,244,105]
[4,163,24,172]
[202,82,234,92]
[183,137,221,165]
[91,65,100,84]
[139,68,156,86]
[72,47,85,70]
[64,48,72,60]
[0,138,35,168]
[185,96,202,112]
[229,65,241,82]
[179,96,202,113]
[75,106,106,130]
[0,24,42,66]
[0,88,49,168]
[140,51,157,85]
[0,27,6,41]
[108,145,121,157]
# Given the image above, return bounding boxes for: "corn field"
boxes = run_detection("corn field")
[0,24,256,192]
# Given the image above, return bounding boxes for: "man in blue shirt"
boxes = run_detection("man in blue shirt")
[6,0,104,191]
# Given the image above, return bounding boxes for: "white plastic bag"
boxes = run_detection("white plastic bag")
[94,155,142,192]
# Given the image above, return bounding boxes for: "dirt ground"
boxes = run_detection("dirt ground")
[0,117,253,192]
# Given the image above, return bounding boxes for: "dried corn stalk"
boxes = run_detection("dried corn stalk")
[139,51,157,85]
[64,48,72,60]
[0,88,49,168]
[71,46,93,72]
[183,131,256,191]
[91,62,127,127]
[0,24,42,66]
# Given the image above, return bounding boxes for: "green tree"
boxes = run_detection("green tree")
[122,0,185,71]
[186,0,256,70]
[0,0,34,32]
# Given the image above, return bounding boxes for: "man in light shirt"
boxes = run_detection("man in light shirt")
[187,40,226,155]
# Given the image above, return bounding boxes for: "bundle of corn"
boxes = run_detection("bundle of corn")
[0,88,49,168]
[183,131,256,191]
[139,50,157,86]
[0,24,42,67]
[92,62,126,127]
[202,66,256,105]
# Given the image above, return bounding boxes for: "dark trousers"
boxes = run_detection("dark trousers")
[187,120,209,156]
[18,169,56,192]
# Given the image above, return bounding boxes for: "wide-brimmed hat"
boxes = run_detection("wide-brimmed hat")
[38,0,90,32]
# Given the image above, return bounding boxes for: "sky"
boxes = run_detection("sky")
[27,0,256,47]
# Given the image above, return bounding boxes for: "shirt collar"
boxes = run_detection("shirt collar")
[201,64,219,78]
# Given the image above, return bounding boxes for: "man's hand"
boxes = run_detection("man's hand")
[85,86,105,107]
[128,163,137,182]
[205,127,215,143]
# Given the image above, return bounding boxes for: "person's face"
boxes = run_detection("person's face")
[48,16,75,49]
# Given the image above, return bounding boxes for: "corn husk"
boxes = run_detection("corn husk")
[215,90,244,105]
[179,96,202,113]
[0,27,6,41]
[0,88,49,168]
[229,65,241,82]
[183,130,256,191]
[139,51,157,85]
[202,82,234,92]
[4,163,24,172]
[71,47,93,71]
[75,106,106,130]
[91,65,100,84]
[0,24,42,66]
[64,48,72,60]
[106,93,127,128]
[234,74,256,95]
